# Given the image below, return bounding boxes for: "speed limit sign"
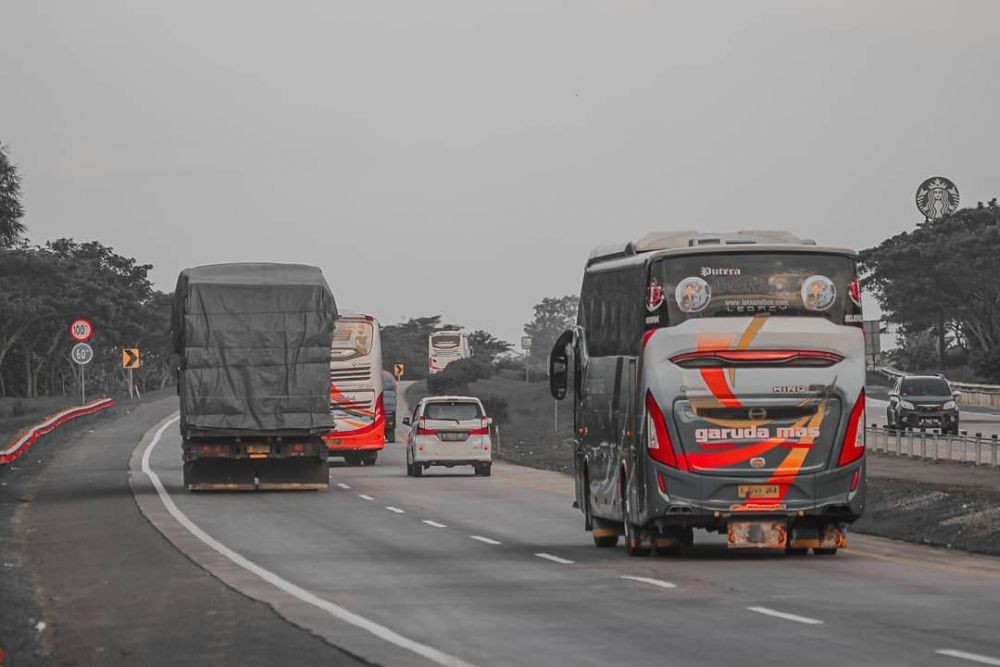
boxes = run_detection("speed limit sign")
[71,343,94,365]
[69,318,94,343]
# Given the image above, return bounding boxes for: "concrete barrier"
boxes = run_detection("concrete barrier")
[0,398,116,465]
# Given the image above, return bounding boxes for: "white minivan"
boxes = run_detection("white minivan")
[403,396,493,477]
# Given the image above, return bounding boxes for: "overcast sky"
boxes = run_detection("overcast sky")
[2,1,998,344]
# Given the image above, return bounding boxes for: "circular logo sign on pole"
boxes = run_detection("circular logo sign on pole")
[916,177,959,223]
[71,343,94,366]
[69,318,94,343]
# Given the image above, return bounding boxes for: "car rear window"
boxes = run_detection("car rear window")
[901,378,951,395]
[424,402,482,420]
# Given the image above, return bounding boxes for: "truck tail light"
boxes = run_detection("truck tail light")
[646,391,687,470]
[837,390,866,467]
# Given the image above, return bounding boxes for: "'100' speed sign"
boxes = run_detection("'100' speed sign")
[69,318,94,343]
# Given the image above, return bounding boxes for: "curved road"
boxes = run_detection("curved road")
[127,391,1000,667]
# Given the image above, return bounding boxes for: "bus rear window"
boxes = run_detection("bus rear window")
[650,252,860,325]
[332,320,374,359]
[432,334,461,349]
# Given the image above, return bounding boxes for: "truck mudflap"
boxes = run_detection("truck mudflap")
[183,457,329,491]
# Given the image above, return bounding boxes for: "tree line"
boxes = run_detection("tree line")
[0,142,175,399]
[862,198,1000,382]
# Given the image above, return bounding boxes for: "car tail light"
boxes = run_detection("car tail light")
[646,392,687,470]
[849,279,862,307]
[416,417,437,436]
[291,443,304,453]
[837,390,866,467]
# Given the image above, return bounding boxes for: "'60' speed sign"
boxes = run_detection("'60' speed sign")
[69,318,94,343]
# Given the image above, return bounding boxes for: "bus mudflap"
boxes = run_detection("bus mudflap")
[727,520,788,549]
[787,525,848,551]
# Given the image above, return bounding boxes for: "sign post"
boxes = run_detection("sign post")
[71,342,94,404]
[521,336,533,383]
[122,348,140,399]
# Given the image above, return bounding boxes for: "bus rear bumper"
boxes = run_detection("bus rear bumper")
[640,459,865,531]
[323,431,385,454]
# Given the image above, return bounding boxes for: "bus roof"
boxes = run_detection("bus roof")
[587,230,856,267]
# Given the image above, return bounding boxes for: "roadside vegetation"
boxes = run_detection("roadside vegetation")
[0,142,175,400]
[862,199,1000,382]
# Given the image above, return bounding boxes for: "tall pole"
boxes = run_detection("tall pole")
[129,366,134,400]
[81,365,86,405]
[525,349,529,383]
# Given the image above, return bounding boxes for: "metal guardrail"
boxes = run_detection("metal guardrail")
[866,424,1000,467]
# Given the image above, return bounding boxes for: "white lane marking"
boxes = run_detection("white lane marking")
[141,417,475,667]
[621,575,676,589]
[747,606,823,625]
[535,553,574,565]
[336,483,351,490]
[422,520,447,528]
[470,535,502,545]
[358,494,374,501]
[937,649,1000,665]
[385,506,406,514]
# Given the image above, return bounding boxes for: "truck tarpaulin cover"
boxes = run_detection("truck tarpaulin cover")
[173,263,337,435]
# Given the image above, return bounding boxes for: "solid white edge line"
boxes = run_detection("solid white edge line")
[422,520,447,528]
[336,483,351,489]
[937,649,1000,666]
[140,416,476,667]
[747,606,823,625]
[535,553,574,565]
[621,575,677,589]
[358,494,374,500]
[385,506,406,514]
[470,536,501,545]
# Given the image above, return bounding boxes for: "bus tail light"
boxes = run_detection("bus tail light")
[374,393,384,420]
[646,392,687,470]
[837,390,866,467]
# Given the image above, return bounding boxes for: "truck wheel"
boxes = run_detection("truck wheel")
[814,547,838,556]
[593,533,619,548]
[385,429,395,443]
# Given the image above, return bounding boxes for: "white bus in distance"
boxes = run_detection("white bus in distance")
[428,330,472,375]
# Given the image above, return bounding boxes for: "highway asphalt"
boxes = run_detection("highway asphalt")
[126,391,1000,667]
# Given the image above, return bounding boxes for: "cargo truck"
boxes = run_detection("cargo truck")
[172,263,338,491]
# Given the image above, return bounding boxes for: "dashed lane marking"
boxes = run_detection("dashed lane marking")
[358,494,374,501]
[747,607,823,625]
[936,649,1000,665]
[470,536,502,545]
[422,520,447,528]
[621,575,677,589]
[336,483,351,490]
[535,553,574,565]
[385,506,406,514]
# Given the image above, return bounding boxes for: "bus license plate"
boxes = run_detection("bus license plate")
[738,484,780,499]
[728,521,787,549]
[439,432,468,442]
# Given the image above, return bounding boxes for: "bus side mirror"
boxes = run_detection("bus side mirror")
[953,391,961,399]
[549,329,574,401]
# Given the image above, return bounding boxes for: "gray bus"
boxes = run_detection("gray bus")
[549,231,866,556]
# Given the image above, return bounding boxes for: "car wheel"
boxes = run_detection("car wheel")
[479,464,492,477]
[413,464,423,478]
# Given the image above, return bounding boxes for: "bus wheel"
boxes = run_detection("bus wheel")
[344,454,362,466]
[362,452,378,466]
[813,547,838,556]
[622,490,651,557]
